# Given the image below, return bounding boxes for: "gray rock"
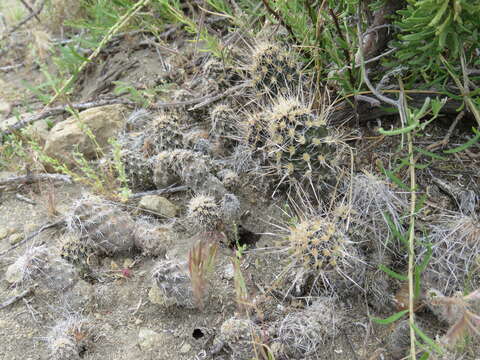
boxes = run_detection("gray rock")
[139,195,178,218]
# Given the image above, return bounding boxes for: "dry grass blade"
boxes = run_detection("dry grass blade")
[429,288,480,347]
[188,236,219,310]
[232,257,250,314]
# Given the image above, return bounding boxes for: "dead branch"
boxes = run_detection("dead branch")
[15,193,36,205]
[0,219,65,257]
[261,0,299,45]
[129,185,189,200]
[329,93,465,126]
[188,82,250,111]
[0,64,24,72]
[0,173,73,188]
[0,0,46,42]
[1,98,137,137]
[0,286,36,310]
[2,82,249,137]
[19,0,42,23]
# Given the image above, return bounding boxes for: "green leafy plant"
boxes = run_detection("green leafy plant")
[393,0,480,83]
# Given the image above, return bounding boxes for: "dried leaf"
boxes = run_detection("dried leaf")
[394,282,421,311]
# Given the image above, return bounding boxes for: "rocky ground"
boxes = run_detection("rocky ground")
[1,3,480,360]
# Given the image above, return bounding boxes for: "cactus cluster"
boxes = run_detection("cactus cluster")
[152,259,194,308]
[249,42,300,97]
[288,217,365,295]
[118,111,184,191]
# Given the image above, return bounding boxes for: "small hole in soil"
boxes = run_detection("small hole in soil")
[192,328,204,339]
[230,225,261,250]
[78,345,87,358]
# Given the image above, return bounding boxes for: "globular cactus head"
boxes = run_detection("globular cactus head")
[220,193,241,223]
[265,97,332,179]
[241,97,344,188]
[216,316,261,360]
[426,214,480,295]
[66,194,137,256]
[210,103,239,150]
[47,316,91,360]
[249,41,300,97]
[288,217,366,295]
[152,259,194,308]
[349,172,407,253]
[60,234,93,267]
[187,194,221,231]
[146,113,184,151]
[289,218,346,271]
[218,169,240,189]
[133,217,172,257]
[275,297,342,358]
[120,145,155,191]
[5,245,49,287]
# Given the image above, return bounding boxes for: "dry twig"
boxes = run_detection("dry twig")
[0,173,72,188]
[0,286,36,310]
[128,185,189,200]
[0,219,65,257]
[0,0,46,42]
[1,98,137,136]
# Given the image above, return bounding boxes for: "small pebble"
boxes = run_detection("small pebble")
[9,233,23,245]
[23,223,37,234]
[0,228,9,240]
[180,343,192,354]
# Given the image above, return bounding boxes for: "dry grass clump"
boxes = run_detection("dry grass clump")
[426,288,480,348]
[44,0,84,34]
[188,238,218,310]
